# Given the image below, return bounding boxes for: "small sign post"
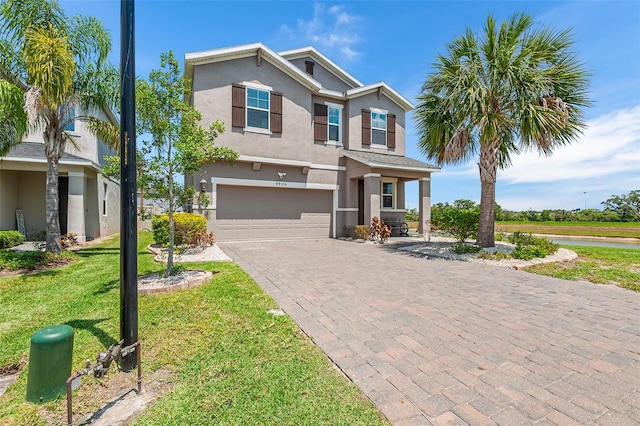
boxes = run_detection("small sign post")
[16,209,26,238]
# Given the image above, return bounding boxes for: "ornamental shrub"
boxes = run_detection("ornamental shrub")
[451,243,482,254]
[508,232,559,260]
[354,225,370,240]
[152,212,207,246]
[0,230,24,249]
[431,200,480,242]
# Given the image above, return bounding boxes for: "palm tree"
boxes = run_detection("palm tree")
[415,13,590,247]
[0,0,118,252]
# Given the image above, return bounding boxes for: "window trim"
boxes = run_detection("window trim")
[243,81,272,134]
[380,177,397,210]
[370,107,387,147]
[63,105,77,133]
[325,102,343,146]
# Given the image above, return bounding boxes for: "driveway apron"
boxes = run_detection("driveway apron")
[219,239,640,425]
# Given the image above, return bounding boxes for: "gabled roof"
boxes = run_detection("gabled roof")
[184,43,321,105]
[343,150,440,173]
[184,42,414,111]
[278,46,363,89]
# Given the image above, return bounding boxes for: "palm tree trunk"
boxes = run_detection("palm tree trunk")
[46,157,63,253]
[477,139,499,247]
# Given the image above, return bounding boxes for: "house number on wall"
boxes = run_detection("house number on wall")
[275,182,287,187]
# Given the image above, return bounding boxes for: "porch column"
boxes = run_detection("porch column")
[67,172,86,242]
[363,173,380,226]
[418,176,431,239]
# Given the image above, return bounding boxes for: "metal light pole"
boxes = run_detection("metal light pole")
[120,0,138,371]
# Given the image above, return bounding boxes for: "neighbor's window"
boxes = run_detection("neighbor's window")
[102,183,108,216]
[371,109,387,145]
[63,106,75,132]
[328,104,342,144]
[246,87,270,129]
[381,179,396,209]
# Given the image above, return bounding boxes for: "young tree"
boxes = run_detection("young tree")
[0,0,118,252]
[137,51,237,275]
[415,13,590,247]
[602,190,640,222]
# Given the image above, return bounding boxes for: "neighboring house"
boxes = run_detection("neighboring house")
[185,43,439,241]
[0,107,120,242]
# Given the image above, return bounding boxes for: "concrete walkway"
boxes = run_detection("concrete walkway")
[219,238,640,425]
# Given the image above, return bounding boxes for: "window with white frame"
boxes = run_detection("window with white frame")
[371,109,387,145]
[246,87,270,129]
[381,178,396,209]
[327,103,342,144]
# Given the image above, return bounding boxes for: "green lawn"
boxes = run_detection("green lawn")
[0,234,387,425]
[525,245,640,292]
[495,221,640,238]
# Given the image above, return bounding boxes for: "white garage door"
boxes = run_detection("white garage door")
[215,185,332,241]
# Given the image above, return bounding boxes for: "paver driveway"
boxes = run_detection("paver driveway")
[219,238,640,425]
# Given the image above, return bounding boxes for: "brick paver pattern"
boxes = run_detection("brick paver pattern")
[219,239,640,425]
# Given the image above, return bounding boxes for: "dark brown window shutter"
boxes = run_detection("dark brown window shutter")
[362,109,371,145]
[232,84,245,128]
[387,114,396,148]
[314,103,328,141]
[270,91,283,133]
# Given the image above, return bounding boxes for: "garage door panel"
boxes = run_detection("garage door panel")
[215,185,332,241]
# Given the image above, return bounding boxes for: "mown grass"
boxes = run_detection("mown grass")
[525,245,640,292]
[0,234,387,425]
[496,221,640,238]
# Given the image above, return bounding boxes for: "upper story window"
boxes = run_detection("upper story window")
[328,105,341,143]
[232,83,283,134]
[63,106,75,132]
[362,108,396,148]
[314,102,343,145]
[371,109,387,145]
[246,87,270,130]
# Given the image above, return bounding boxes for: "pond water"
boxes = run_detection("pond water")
[551,238,640,250]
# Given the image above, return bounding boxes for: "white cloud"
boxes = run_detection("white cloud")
[499,106,640,184]
[278,2,362,62]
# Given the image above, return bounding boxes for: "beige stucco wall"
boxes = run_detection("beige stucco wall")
[346,93,406,156]
[14,171,47,236]
[98,175,120,238]
[0,170,18,231]
[287,57,354,92]
[193,57,340,169]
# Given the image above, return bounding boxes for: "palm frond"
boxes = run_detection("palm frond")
[82,115,120,151]
[0,79,28,155]
[0,0,66,43]
[69,15,111,67]
[24,24,75,107]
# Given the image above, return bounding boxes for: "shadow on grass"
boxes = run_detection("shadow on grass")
[94,278,120,295]
[65,318,117,350]
[76,247,152,258]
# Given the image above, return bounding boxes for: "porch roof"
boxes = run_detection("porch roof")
[342,150,441,173]
[1,142,101,171]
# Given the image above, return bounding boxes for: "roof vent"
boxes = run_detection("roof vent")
[305,60,315,76]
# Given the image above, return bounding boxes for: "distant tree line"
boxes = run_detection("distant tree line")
[405,190,640,223]
[496,190,639,222]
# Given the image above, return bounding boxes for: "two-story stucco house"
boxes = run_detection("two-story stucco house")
[0,107,120,242]
[185,43,439,241]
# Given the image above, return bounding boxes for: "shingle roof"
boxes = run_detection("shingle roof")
[2,141,87,161]
[343,150,440,172]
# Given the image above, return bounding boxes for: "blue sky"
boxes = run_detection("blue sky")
[62,0,640,212]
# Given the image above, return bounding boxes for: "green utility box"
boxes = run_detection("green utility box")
[26,325,74,403]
